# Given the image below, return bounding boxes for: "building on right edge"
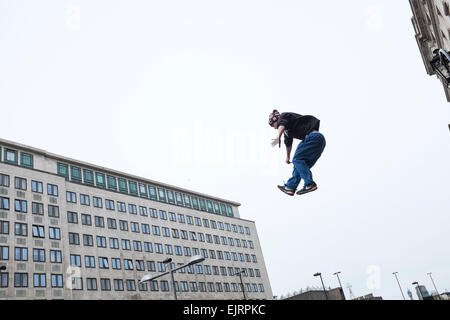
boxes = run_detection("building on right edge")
[409,0,450,102]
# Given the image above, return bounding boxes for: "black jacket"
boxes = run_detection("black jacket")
[277,112,320,147]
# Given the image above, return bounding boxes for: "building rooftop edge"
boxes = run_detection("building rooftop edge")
[0,137,242,207]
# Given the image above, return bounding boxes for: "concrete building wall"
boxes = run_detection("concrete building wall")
[410,0,450,101]
[0,138,272,300]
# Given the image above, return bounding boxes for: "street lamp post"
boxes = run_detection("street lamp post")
[235,270,247,300]
[392,272,405,300]
[427,272,440,300]
[333,271,345,300]
[140,255,205,300]
[314,272,329,300]
[163,258,177,300]
[412,281,423,300]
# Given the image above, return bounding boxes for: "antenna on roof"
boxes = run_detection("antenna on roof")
[346,283,355,299]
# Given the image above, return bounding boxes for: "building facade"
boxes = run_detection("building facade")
[283,287,345,300]
[0,138,272,300]
[352,293,383,300]
[409,0,450,102]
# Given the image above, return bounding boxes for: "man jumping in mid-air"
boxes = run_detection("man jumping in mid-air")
[269,109,326,196]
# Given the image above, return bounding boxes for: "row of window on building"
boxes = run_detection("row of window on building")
[65,196,250,235]
[1,245,260,277]
[0,190,250,242]
[0,147,236,216]
[1,272,265,294]
[1,236,259,263]
[1,222,257,260]
[67,211,253,243]
[56,162,235,217]
[1,172,246,235]
[1,222,258,263]
[2,204,254,250]
[0,148,33,169]
[0,174,59,196]
[0,222,61,239]
[69,255,261,277]
[0,197,60,217]
[67,235,258,262]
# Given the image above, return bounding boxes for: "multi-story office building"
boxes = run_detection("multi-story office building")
[0,138,272,300]
[410,0,450,102]
[415,285,431,300]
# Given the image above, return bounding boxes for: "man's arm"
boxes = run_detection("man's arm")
[276,125,286,144]
[271,125,292,164]
[285,145,292,164]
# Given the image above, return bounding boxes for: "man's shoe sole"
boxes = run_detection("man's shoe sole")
[296,185,318,195]
[277,185,294,196]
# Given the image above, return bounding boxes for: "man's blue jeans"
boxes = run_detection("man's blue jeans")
[285,132,326,190]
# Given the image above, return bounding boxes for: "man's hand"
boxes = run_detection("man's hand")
[271,125,285,148]
[285,157,291,164]
[271,138,280,148]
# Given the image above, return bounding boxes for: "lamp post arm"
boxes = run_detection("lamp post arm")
[141,262,195,283]
[140,270,171,283]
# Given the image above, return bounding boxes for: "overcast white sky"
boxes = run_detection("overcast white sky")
[1,0,449,300]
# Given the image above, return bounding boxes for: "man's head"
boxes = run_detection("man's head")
[268,109,280,128]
